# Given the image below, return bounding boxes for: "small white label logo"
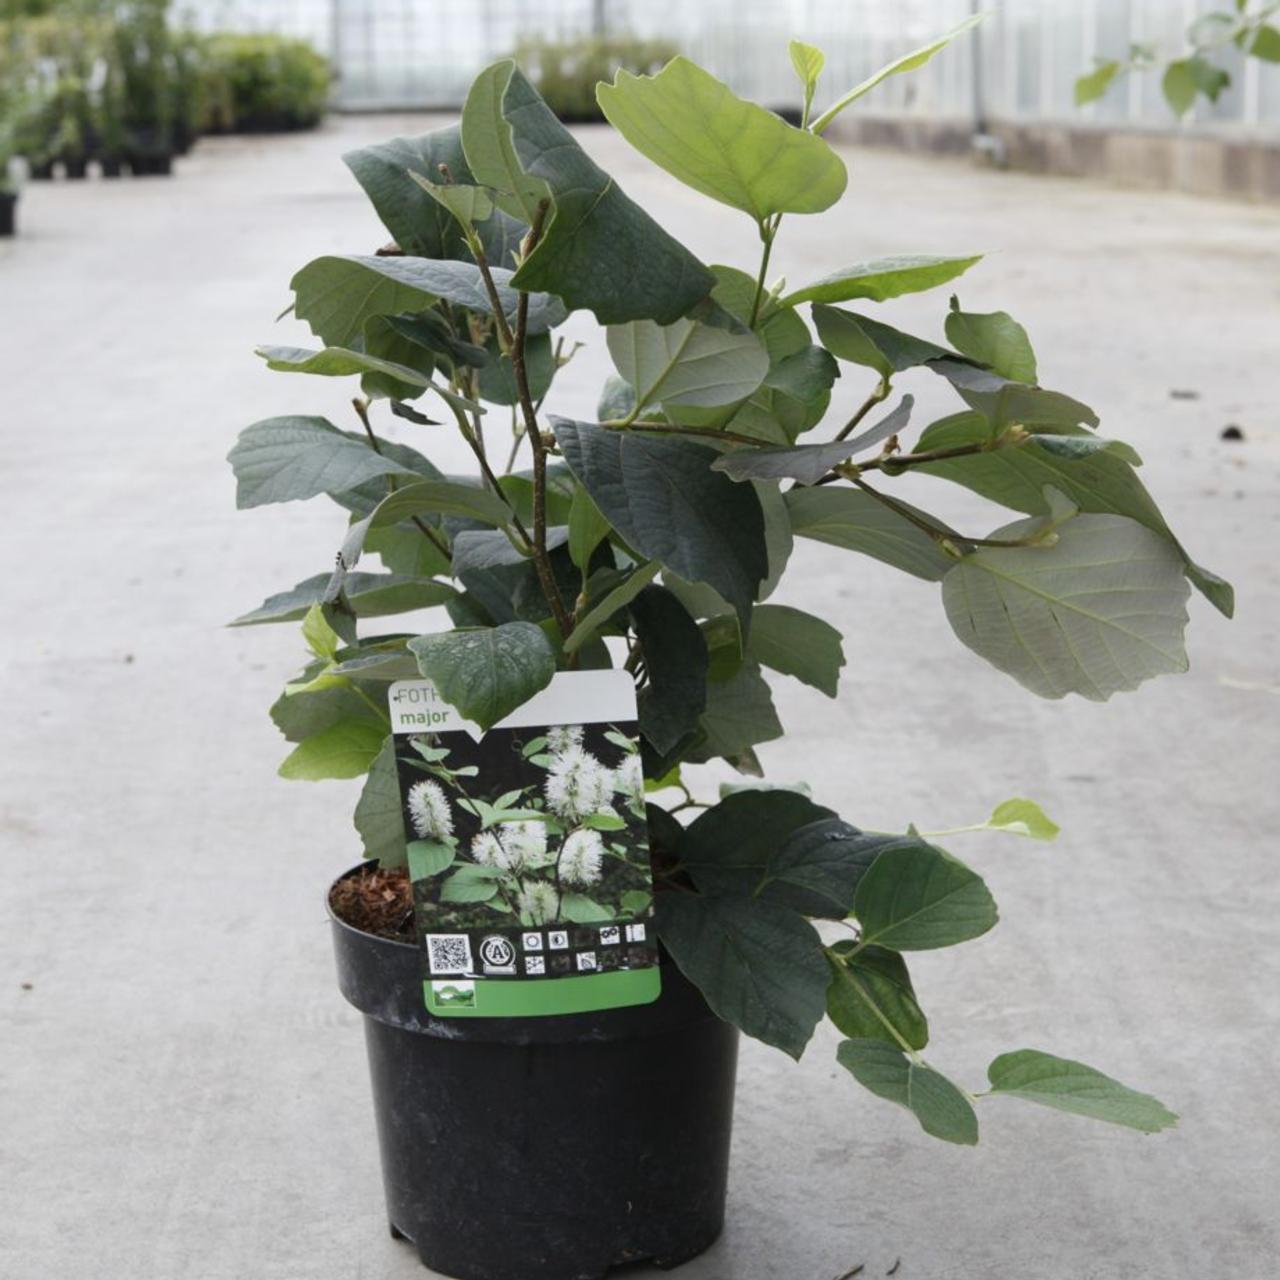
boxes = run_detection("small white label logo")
[524,955,546,975]
[625,923,647,943]
[479,935,516,973]
[576,951,598,972]
[599,926,622,946]
[547,930,570,950]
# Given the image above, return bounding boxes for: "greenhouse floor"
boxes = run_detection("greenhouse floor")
[1,115,1278,1280]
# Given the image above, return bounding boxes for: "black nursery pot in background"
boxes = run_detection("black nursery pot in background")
[0,192,16,238]
[329,867,739,1280]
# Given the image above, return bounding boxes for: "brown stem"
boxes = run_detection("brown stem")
[502,199,573,641]
[834,379,891,441]
[352,399,451,560]
[851,477,1048,550]
[604,420,766,448]
[813,437,1012,487]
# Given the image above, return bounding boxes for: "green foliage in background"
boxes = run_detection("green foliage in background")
[513,32,678,122]
[198,32,330,133]
[232,20,1220,1147]
[1077,1,1280,116]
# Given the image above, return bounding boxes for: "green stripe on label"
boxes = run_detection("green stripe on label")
[425,968,662,1018]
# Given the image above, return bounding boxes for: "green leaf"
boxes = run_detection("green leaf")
[440,863,502,902]
[942,513,1191,701]
[986,798,1059,841]
[342,123,524,265]
[854,840,998,951]
[679,789,833,895]
[565,562,661,653]
[227,416,415,509]
[567,486,609,573]
[928,359,1098,432]
[836,1039,978,1145]
[607,316,770,415]
[690,659,783,763]
[408,172,495,225]
[407,839,455,879]
[1161,56,1230,114]
[827,944,928,1050]
[255,344,432,392]
[712,398,913,486]
[747,604,845,696]
[368,479,513,529]
[813,304,951,379]
[781,255,982,309]
[278,719,387,781]
[913,412,1232,616]
[301,603,342,661]
[597,56,847,221]
[1075,59,1122,106]
[811,13,984,134]
[786,486,956,582]
[475,331,556,407]
[944,300,1037,384]
[987,1049,1178,1133]
[1250,25,1280,61]
[553,418,768,628]
[789,39,826,97]
[463,61,715,324]
[656,890,830,1059]
[290,254,566,348]
[233,572,455,625]
[270,680,382,743]
[354,737,408,868]
[630,585,709,756]
[561,893,615,923]
[408,622,556,729]
[767,819,886,915]
[360,315,438,400]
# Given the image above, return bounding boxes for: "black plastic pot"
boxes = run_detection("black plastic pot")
[63,155,88,180]
[28,160,54,181]
[329,866,738,1280]
[0,192,16,237]
[99,156,123,179]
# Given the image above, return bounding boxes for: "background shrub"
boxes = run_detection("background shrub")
[513,33,677,122]
[198,33,331,134]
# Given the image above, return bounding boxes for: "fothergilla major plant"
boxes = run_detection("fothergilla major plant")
[229,18,1231,1146]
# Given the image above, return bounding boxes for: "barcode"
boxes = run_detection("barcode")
[426,934,473,976]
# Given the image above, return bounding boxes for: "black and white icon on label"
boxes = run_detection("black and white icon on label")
[521,932,543,952]
[599,926,621,946]
[479,935,517,974]
[547,930,569,950]
[576,951,598,972]
[625,923,647,943]
[524,955,546,976]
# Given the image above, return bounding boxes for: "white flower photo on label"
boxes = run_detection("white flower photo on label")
[559,829,605,888]
[407,779,454,841]
[518,880,560,926]
[545,745,615,823]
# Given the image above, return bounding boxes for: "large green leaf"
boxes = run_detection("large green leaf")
[813,304,951,379]
[942,513,1191,701]
[766,819,886,916]
[679,789,834,896]
[854,839,998,951]
[278,719,387,781]
[563,561,660,653]
[407,622,556,729]
[836,1039,978,1145]
[552,418,768,627]
[786,486,955,582]
[342,123,524,265]
[689,659,783,764]
[747,603,845,696]
[234,572,454,625]
[986,1049,1178,1133]
[368,479,513,530]
[255,344,431,393]
[596,56,847,221]
[827,943,928,1050]
[462,61,714,324]
[291,254,566,349]
[269,680,382,743]
[630,585,709,756]
[944,300,1037,384]
[811,14,984,134]
[914,412,1233,617]
[606,316,769,415]
[781,255,981,309]
[656,889,830,1059]
[354,737,407,868]
[228,417,415,509]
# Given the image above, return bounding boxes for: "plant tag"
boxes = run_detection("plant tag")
[388,669,661,1018]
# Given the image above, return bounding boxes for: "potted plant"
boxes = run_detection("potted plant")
[113,0,174,175]
[230,21,1233,1280]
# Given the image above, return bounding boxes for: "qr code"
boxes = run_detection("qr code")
[426,934,473,976]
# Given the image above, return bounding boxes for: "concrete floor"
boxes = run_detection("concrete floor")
[1,115,1278,1280]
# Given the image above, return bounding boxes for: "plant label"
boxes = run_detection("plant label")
[388,669,661,1017]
